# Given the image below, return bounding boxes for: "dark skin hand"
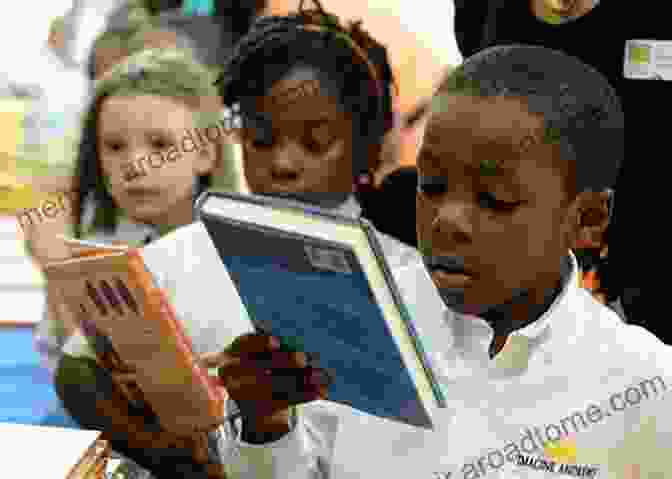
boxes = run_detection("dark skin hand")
[199,333,332,443]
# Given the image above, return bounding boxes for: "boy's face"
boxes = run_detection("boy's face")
[241,67,356,204]
[416,95,574,315]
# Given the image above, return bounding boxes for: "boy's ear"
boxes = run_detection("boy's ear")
[565,190,612,248]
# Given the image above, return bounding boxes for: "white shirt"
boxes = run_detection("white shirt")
[219,251,672,479]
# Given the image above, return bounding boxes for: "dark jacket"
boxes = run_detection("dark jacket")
[360,167,418,249]
[451,0,660,340]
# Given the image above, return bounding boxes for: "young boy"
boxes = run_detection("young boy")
[205,45,671,479]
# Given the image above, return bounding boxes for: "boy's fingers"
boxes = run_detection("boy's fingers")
[198,351,231,369]
[112,372,137,384]
[227,333,281,356]
[244,351,308,370]
[198,333,288,368]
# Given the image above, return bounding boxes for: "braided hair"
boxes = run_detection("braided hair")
[216,0,396,185]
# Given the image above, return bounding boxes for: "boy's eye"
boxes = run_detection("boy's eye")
[303,124,334,153]
[303,135,332,154]
[478,192,521,212]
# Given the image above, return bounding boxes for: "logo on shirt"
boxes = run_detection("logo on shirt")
[513,436,600,477]
[516,454,599,477]
[544,436,578,464]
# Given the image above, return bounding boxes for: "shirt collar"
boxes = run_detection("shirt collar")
[440,251,581,373]
[114,216,162,246]
[510,251,578,341]
[334,195,363,217]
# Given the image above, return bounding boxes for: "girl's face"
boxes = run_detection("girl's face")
[97,94,214,229]
[241,67,356,203]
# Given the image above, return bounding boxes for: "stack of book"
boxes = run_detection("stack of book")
[0,215,45,327]
[0,423,110,479]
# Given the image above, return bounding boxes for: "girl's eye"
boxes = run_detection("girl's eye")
[105,142,124,152]
[251,136,275,149]
[478,192,521,212]
[247,128,275,149]
[151,138,170,150]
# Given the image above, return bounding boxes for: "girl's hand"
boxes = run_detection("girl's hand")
[199,333,332,439]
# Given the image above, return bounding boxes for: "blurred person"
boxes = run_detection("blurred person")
[50,48,232,478]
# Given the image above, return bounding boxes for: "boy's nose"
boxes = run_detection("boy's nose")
[431,201,473,243]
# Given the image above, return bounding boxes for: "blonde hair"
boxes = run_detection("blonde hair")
[75,48,241,236]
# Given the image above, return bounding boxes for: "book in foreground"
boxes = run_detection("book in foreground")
[0,423,109,479]
[41,233,246,436]
[195,191,446,429]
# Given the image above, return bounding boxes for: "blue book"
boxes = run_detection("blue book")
[195,191,446,429]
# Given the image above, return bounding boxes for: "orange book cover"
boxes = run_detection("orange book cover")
[43,243,227,435]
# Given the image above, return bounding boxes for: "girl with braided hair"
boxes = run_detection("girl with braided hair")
[215,0,416,245]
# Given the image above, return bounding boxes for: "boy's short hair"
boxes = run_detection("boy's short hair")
[436,45,624,196]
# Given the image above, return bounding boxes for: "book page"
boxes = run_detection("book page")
[140,221,254,356]
[0,423,100,479]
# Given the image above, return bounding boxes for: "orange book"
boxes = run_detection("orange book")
[43,238,227,435]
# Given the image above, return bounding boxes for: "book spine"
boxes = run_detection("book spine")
[128,248,226,426]
[152,290,226,419]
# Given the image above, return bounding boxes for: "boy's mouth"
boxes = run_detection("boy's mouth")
[431,270,473,288]
[424,255,476,289]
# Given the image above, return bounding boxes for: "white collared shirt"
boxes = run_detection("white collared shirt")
[220,251,672,479]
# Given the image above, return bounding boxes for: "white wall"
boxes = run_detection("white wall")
[0,1,74,84]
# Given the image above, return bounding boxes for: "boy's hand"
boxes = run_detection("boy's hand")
[199,333,332,438]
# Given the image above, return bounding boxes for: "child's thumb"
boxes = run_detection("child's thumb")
[198,351,227,369]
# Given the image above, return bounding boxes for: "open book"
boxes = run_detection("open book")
[195,191,446,429]
[0,423,109,479]
[42,235,234,436]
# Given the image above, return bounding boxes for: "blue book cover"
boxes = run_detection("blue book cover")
[198,192,445,429]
